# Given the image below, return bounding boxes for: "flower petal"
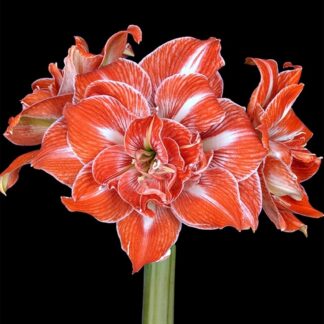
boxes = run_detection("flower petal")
[276,189,323,218]
[259,168,287,230]
[277,62,302,90]
[155,73,224,132]
[171,167,243,230]
[32,118,83,187]
[84,80,150,117]
[21,89,52,108]
[0,150,39,195]
[93,145,133,185]
[209,71,223,97]
[101,25,142,66]
[140,37,224,95]
[238,172,262,231]
[64,96,134,163]
[117,207,181,272]
[61,163,132,222]
[58,37,103,95]
[260,84,309,142]
[260,169,311,235]
[4,94,72,146]
[263,156,303,200]
[202,98,266,181]
[269,141,292,165]
[277,210,307,235]
[246,57,278,114]
[117,168,144,211]
[75,59,152,102]
[118,168,169,216]
[264,106,312,147]
[291,156,321,182]
[161,119,192,146]
[124,115,168,162]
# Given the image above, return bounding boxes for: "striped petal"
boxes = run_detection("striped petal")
[74,59,152,102]
[32,118,83,187]
[21,89,52,108]
[260,169,310,235]
[117,168,168,215]
[277,62,302,90]
[276,210,307,235]
[276,189,323,218]
[101,25,142,66]
[202,99,266,181]
[269,141,292,165]
[155,73,225,132]
[84,80,150,117]
[117,207,181,272]
[140,37,224,95]
[264,106,312,146]
[263,156,303,200]
[93,145,133,185]
[246,58,278,114]
[291,156,321,182]
[239,172,262,231]
[259,169,288,230]
[61,163,132,222]
[209,71,224,97]
[260,84,309,142]
[171,167,243,230]
[4,94,72,146]
[64,96,134,163]
[0,150,39,195]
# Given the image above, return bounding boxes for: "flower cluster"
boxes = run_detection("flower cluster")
[1,26,322,272]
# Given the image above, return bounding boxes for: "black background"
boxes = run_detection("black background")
[1,1,323,323]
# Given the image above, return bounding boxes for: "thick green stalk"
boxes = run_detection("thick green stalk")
[142,246,176,324]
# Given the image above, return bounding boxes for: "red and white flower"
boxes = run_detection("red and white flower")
[26,35,265,271]
[1,25,141,192]
[245,58,323,234]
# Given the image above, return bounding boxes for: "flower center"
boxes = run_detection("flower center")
[134,149,156,173]
[134,148,175,181]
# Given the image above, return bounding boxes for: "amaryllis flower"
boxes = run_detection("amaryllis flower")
[245,58,323,234]
[0,26,141,193]
[27,35,265,271]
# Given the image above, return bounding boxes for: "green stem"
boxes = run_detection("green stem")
[142,246,176,324]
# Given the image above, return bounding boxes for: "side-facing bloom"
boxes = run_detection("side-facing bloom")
[0,26,142,193]
[29,36,265,271]
[245,58,323,234]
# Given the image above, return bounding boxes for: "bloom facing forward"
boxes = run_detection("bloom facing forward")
[246,58,323,234]
[12,34,265,272]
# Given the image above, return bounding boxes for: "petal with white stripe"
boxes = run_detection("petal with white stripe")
[140,37,224,95]
[263,156,303,200]
[202,99,266,181]
[84,80,150,117]
[32,118,83,187]
[117,207,181,272]
[239,172,262,231]
[61,163,132,222]
[155,73,224,133]
[64,96,134,163]
[171,167,243,230]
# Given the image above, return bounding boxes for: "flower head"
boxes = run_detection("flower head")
[2,28,321,273]
[1,26,141,192]
[27,35,265,271]
[245,58,323,235]
[5,25,141,147]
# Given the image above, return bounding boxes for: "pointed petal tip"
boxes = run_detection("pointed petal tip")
[127,25,142,44]
[300,225,308,238]
[0,181,8,196]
